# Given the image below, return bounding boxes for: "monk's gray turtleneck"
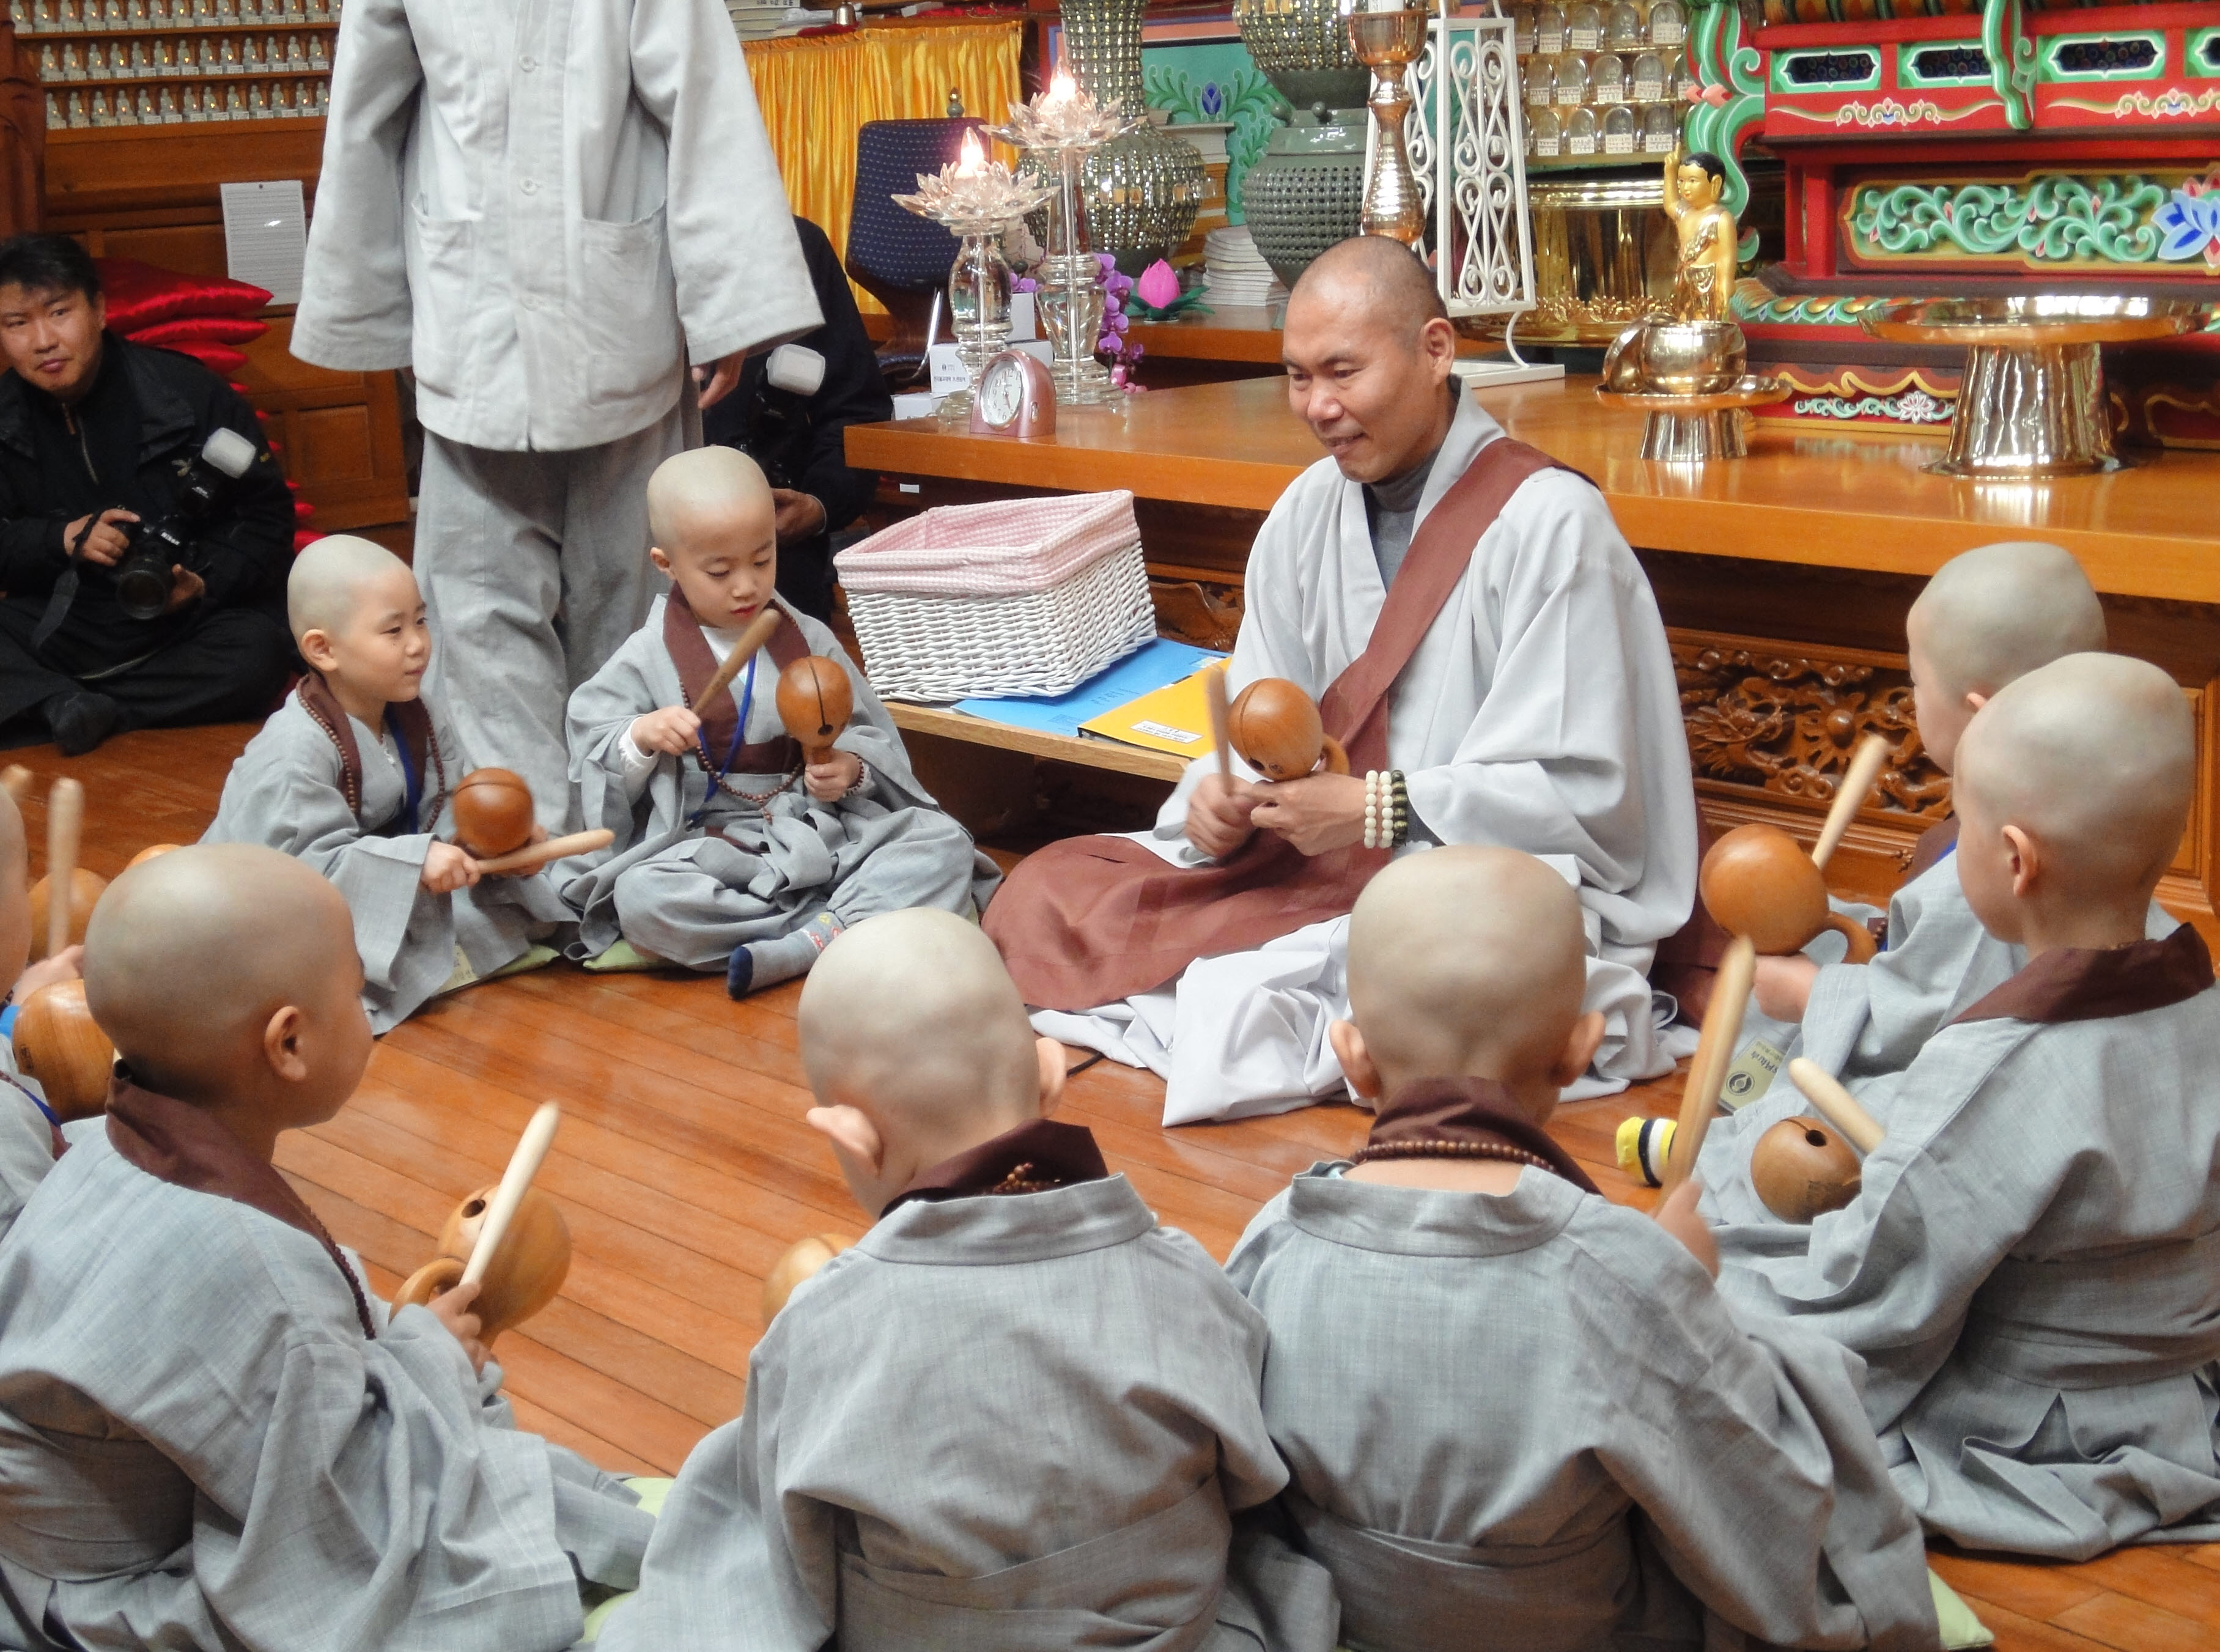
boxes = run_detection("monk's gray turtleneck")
[1363,393,1456,589]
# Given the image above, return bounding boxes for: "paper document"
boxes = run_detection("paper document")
[219,179,308,305]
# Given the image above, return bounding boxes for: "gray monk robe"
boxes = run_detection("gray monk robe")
[201,676,570,1033]
[1226,1079,1940,1652]
[596,1119,1338,1652]
[562,590,994,967]
[0,1062,59,1244]
[0,1079,651,1652]
[1714,926,2220,1560]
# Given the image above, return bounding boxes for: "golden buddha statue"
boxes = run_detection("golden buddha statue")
[1662,142,1737,323]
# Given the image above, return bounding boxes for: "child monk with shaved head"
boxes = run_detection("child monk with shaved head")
[1226,846,1942,1651]
[202,534,570,1031]
[565,448,993,994]
[1715,654,2220,1560]
[0,844,651,1650]
[597,907,1335,1652]
[0,784,84,1239]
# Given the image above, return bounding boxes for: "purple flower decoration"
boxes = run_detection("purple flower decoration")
[1012,276,1039,294]
[1201,82,1223,119]
[1097,333,1121,354]
[1135,259,1181,309]
[2155,180,2220,272]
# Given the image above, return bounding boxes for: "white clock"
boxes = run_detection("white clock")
[968,350,1056,438]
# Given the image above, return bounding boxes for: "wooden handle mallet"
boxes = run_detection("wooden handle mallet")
[463,1102,561,1289]
[0,765,29,807]
[470,828,616,876]
[1786,1056,1886,1155]
[1810,734,1889,874]
[45,778,81,962]
[1661,934,1757,1192]
[693,607,786,712]
[1203,663,1232,781]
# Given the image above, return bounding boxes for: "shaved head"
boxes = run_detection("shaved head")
[85,844,363,1094]
[287,534,415,643]
[1290,236,1448,346]
[1956,652,2191,898]
[647,446,774,555]
[1347,847,1588,1090]
[1909,542,2106,702]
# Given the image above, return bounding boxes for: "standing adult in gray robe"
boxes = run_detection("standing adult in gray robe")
[596,1120,1337,1652]
[0,1079,652,1651]
[1226,1080,1939,1652]
[563,592,995,968]
[294,0,822,828]
[200,679,570,1033]
[1714,926,2220,1559]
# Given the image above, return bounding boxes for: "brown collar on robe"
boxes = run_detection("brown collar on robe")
[296,672,446,835]
[1905,814,1960,882]
[106,1072,377,1338]
[882,1118,1112,1216]
[1955,923,2213,1027]
[1355,1077,1599,1194]
[662,589,808,773]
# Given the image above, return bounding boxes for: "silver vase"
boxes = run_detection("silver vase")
[1061,0,1207,264]
[1234,0,1368,111]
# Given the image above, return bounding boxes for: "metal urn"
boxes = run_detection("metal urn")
[1239,106,1368,289]
[1059,0,1207,267]
[1235,0,1367,110]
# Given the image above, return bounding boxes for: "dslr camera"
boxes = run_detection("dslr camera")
[112,426,261,621]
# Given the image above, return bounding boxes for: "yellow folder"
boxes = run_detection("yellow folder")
[1079,667,1222,759]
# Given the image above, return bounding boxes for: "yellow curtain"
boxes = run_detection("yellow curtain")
[744,22,1025,315]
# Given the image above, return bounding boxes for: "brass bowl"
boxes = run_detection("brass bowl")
[1620,319,1746,396]
[1859,293,2207,348]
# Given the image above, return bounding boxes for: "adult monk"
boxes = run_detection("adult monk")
[984,238,1698,1124]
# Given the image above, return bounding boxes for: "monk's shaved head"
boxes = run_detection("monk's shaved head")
[1290,236,1448,345]
[1909,542,2106,702]
[86,844,364,1094]
[1347,847,1588,1089]
[1956,652,2190,898]
[287,534,415,643]
[800,909,1041,1133]
[647,446,774,555]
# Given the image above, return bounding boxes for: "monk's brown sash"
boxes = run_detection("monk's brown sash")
[882,1119,1112,1216]
[663,590,808,775]
[984,437,1575,1011]
[106,1075,378,1339]
[1952,923,2211,1027]
[297,673,446,838]
[1355,1076,1599,1193]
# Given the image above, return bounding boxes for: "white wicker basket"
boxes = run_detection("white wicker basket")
[835,492,1157,701]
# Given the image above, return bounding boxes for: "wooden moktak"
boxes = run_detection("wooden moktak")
[775,655,854,766]
[443,769,614,873]
[761,1231,859,1322]
[29,778,106,962]
[12,979,112,1122]
[1750,1057,1886,1223]
[393,1104,571,1343]
[1697,735,1890,964]
[1225,678,1349,781]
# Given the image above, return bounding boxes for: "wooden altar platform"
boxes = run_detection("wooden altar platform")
[11,723,2218,1651]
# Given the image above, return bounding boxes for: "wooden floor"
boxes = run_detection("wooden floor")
[22,722,2220,1651]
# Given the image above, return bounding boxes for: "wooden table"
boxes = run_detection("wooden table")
[1123,304,1533,385]
[847,377,2220,930]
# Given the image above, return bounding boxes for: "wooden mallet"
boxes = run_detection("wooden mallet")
[1660,934,1757,1192]
[1203,663,1232,781]
[693,607,786,713]
[471,828,616,877]
[1785,1056,1886,1154]
[462,1102,561,1291]
[1811,733,1890,875]
[36,778,94,962]
[0,765,29,807]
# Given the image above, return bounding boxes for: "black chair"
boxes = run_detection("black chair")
[847,117,984,391]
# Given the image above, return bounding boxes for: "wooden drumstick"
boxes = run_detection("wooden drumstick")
[45,778,82,962]
[1786,1056,1886,1155]
[1661,935,1756,1192]
[1204,663,1232,781]
[1810,734,1889,874]
[463,1102,561,1289]
[470,828,615,876]
[0,765,29,806]
[694,607,786,712]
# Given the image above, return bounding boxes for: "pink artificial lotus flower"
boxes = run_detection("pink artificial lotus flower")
[1135,259,1182,309]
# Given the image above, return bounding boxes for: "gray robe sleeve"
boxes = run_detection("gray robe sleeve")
[0,1082,54,1245]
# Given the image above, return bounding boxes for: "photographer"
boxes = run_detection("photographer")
[702,215,891,621]
[0,235,295,756]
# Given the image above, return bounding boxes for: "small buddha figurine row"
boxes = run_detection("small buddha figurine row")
[1511,0,1686,57]
[1528,100,1681,160]
[12,0,335,28]
[39,31,329,79]
[1525,48,1687,111]
[47,75,327,123]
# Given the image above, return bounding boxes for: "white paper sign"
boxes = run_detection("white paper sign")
[1008,291,1037,342]
[219,179,307,304]
[926,337,1053,395]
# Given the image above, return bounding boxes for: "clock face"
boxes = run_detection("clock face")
[978,355,1028,428]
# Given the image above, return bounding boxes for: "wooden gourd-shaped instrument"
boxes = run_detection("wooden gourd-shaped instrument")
[1698,735,1889,964]
[444,768,613,873]
[29,778,106,962]
[393,1103,572,1344]
[776,655,854,766]
[1750,1057,1886,1224]
[1225,678,1349,781]
[12,979,114,1122]
[761,1231,860,1323]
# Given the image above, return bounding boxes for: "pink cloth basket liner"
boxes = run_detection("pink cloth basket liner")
[835,491,1141,597]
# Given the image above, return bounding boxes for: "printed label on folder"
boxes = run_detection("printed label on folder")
[1134,720,1201,745]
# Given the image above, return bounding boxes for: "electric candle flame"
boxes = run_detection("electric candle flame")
[1049,68,1076,102]
[957,129,984,175]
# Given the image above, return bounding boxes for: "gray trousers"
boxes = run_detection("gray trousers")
[416,396,698,830]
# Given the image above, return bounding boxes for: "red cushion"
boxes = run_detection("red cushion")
[94,257,269,332]
[123,314,268,347]
[293,528,322,552]
[145,340,249,375]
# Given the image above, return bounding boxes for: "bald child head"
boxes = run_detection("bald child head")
[1908,542,2106,772]
[1954,652,2190,938]
[1337,847,1604,1116]
[287,534,415,644]
[86,844,371,1116]
[798,909,1063,1217]
[646,446,774,558]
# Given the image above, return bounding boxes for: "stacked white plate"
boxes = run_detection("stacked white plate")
[1200,227,1285,308]
[727,3,829,38]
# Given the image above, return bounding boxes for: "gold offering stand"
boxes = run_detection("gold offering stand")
[1859,297,2208,479]
[1347,0,1427,248]
[1595,375,1791,462]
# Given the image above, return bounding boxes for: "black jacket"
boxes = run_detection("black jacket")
[0,334,295,669]
[703,216,891,618]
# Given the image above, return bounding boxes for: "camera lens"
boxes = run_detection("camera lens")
[115,551,172,621]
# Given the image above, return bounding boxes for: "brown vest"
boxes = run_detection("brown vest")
[984,438,1574,1011]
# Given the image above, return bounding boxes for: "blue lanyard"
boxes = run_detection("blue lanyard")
[389,721,423,833]
[688,651,759,827]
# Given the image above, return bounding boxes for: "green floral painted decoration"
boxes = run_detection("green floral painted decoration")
[1847,175,2172,265]
[1141,62,1289,225]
